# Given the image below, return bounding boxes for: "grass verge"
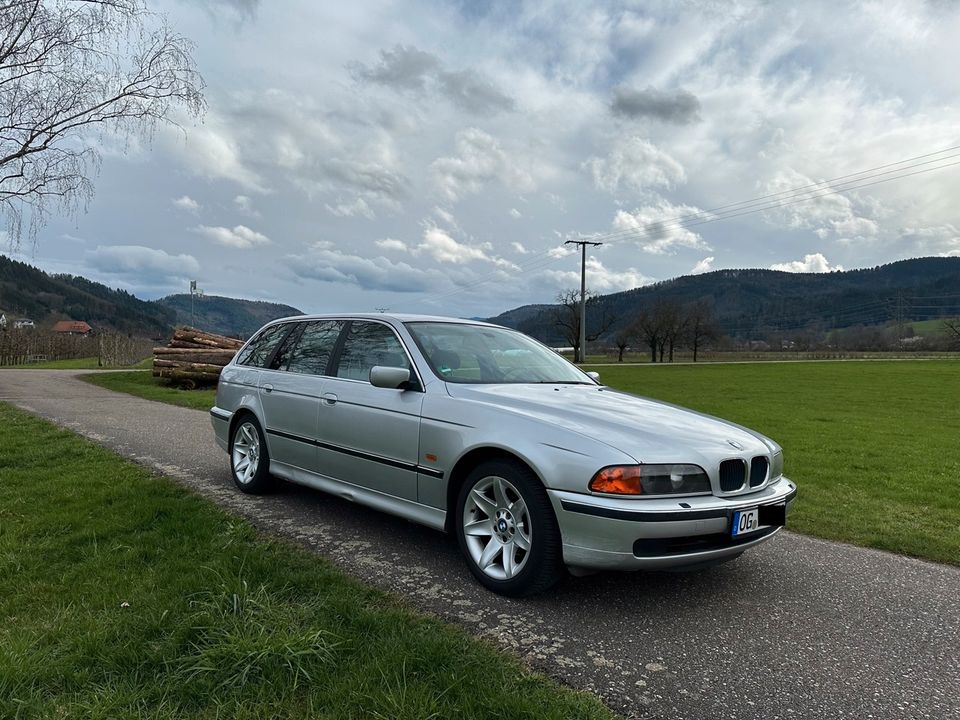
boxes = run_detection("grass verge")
[1,357,151,370]
[0,402,613,720]
[586,360,960,565]
[83,370,216,412]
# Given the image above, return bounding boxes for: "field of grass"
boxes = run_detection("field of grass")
[0,356,152,370]
[586,360,960,565]
[83,370,216,411]
[0,402,613,720]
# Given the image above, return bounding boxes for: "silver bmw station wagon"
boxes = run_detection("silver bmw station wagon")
[211,314,797,596]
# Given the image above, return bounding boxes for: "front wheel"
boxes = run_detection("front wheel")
[229,416,273,494]
[455,459,564,597]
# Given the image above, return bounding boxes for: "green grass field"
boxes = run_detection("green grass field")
[585,360,960,565]
[83,370,216,411]
[0,356,152,370]
[0,403,613,720]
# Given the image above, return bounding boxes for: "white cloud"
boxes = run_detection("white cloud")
[285,245,446,293]
[173,195,201,213]
[375,238,409,252]
[691,256,715,274]
[166,112,269,193]
[584,137,686,195]
[543,256,651,293]
[761,169,879,242]
[194,224,271,249]
[233,195,260,217]
[430,128,535,202]
[901,224,960,257]
[509,208,522,219]
[416,226,491,264]
[326,197,375,219]
[612,202,710,255]
[511,241,528,254]
[771,253,844,273]
[87,245,200,280]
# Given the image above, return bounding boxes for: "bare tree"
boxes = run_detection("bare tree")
[1,0,205,246]
[943,318,960,349]
[684,299,721,362]
[633,306,664,363]
[612,326,632,362]
[553,289,615,361]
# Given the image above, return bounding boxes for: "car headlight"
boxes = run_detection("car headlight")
[770,450,784,480]
[589,464,711,496]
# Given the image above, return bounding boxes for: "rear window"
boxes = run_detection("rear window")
[236,324,289,367]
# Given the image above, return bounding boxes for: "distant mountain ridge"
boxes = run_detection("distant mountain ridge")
[0,255,303,338]
[488,257,960,343]
[0,254,175,337]
[157,294,303,337]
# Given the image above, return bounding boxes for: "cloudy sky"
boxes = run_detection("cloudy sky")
[10,0,960,316]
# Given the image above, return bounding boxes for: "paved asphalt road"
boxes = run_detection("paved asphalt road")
[2,370,957,720]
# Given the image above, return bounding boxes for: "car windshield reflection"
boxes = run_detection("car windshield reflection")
[405,321,595,385]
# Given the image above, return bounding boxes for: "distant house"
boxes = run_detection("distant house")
[52,320,92,335]
[14,318,35,329]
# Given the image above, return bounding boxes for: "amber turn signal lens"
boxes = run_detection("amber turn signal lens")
[589,466,643,495]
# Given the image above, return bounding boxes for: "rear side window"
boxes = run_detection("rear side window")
[286,320,344,375]
[334,322,410,382]
[268,322,306,371]
[236,324,288,367]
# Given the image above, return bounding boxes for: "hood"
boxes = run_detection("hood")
[445,383,774,465]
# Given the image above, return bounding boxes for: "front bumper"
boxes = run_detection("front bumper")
[548,477,797,571]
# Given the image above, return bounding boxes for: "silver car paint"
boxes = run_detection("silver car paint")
[211,313,795,573]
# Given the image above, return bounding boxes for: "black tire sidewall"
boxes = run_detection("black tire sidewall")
[455,459,563,597]
[229,415,272,494]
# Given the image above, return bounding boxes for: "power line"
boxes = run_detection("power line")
[403,145,960,309]
[584,156,960,246]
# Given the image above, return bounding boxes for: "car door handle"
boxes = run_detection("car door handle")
[322,392,338,405]
[262,384,274,393]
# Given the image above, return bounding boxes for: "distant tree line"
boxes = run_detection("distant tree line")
[553,293,721,362]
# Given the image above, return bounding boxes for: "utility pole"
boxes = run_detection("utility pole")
[564,239,603,363]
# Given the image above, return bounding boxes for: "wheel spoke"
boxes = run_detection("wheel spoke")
[235,457,250,472]
[502,541,516,578]
[509,496,526,520]
[464,518,494,537]
[470,487,497,517]
[492,477,509,508]
[479,537,501,569]
[514,529,531,551]
[243,461,255,483]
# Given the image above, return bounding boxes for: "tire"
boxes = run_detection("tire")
[455,459,564,597]
[229,415,273,494]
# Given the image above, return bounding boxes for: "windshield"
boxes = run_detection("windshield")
[406,322,595,385]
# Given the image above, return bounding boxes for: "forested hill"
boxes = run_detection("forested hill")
[0,255,175,337]
[157,294,303,337]
[0,255,304,338]
[488,257,960,343]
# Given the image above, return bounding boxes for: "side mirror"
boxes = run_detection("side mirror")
[370,365,411,389]
[586,371,600,382]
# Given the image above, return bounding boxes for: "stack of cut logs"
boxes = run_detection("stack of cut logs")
[153,326,244,387]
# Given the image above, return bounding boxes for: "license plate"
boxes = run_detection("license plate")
[732,507,760,537]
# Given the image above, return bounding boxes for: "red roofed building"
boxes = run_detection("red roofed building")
[52,320,92,335]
